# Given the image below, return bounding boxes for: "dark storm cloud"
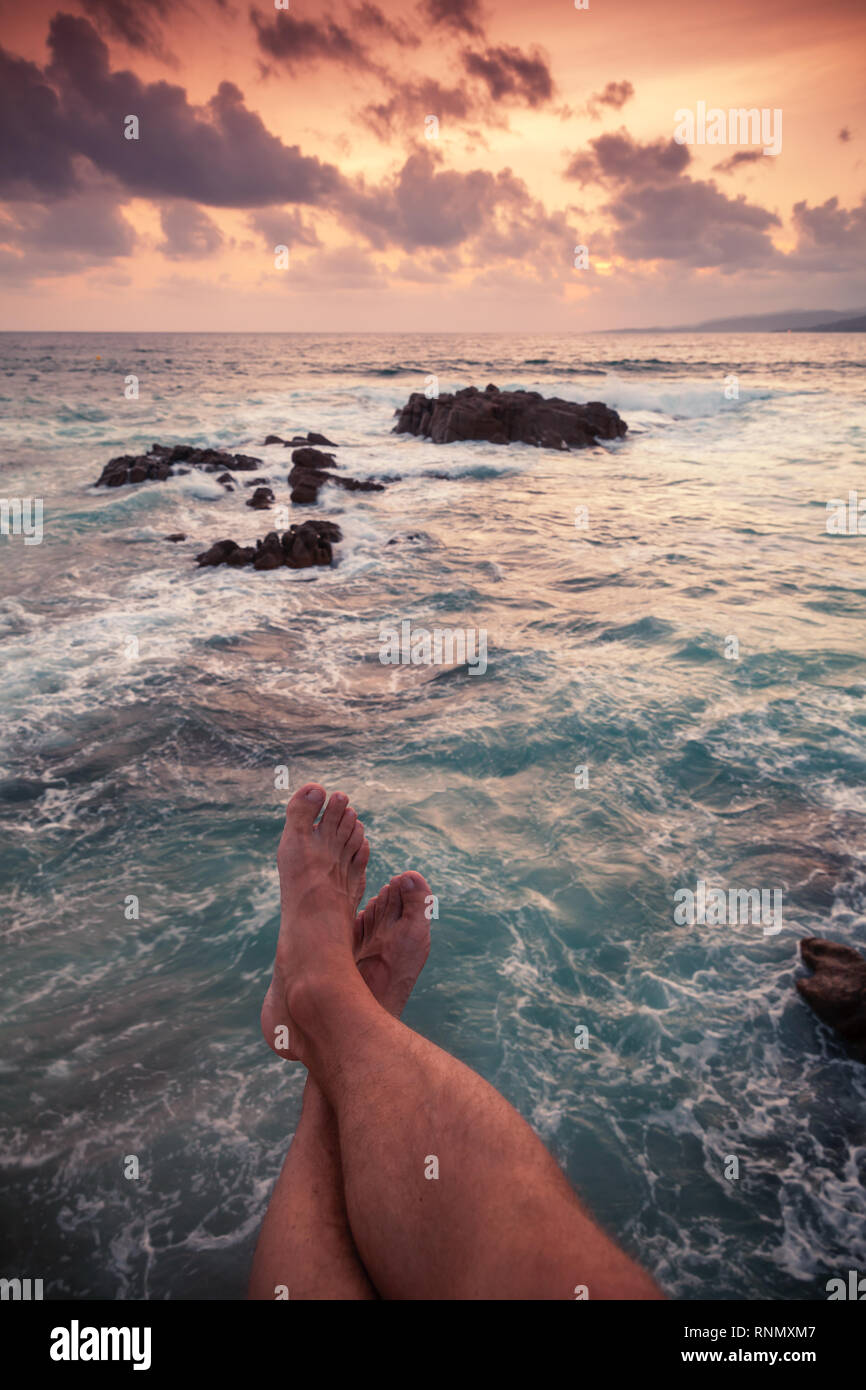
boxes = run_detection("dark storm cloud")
[157,201,223,258]
[0,15,345,207]
[0,186,137,278]
[80,0,176,56]
[606,179,781,269]
[462,44,554,107]
[0,47,75,197]
[563,128,781,270]
[247,207,321,249]
[712,150,767,174]
[585,79,634,119]
[360,39,554,141]
[250,8,373,72]
[564,130,690,185]
[339,145,568,259]
[351,3,420,48]
[788,194,866,269]
[419,0,483,37]
[360,79,475,139]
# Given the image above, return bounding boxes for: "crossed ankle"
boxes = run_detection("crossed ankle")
[287,959,365,1035]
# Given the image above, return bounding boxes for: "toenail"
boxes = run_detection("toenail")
[401,872,421,890]
[305,787,325,802]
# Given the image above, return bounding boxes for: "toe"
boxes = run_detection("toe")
[353,908,366,950]
[384,880,406,927]
[395,871,431,918]
[345,818,364,858]
[284,783,326,832]
[372,882,391,925]
[351,836,370,878]
[318,790,349,838]
[337,807,357,845]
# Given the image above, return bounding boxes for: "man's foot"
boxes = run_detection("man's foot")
[353,872,432,1018]
[262,784,369,1062]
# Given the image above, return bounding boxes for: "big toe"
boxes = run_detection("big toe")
[284,783,326,833]
[394,871,431,920]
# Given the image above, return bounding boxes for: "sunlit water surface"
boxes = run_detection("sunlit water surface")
[1,332,864,1299]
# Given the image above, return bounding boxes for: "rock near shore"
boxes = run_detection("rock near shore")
[196,519,343,571]
[393,384,627,449]
[96,443,262,487]
[288,446,385,505]
[264,431,338,448]
[797,937,866,1062]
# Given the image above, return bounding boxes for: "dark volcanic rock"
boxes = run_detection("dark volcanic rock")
[797,938,866,1061]
[95,444,262,487]
[289,477,320,505]
[253,531,285,569]
[246,486,275,510]
[393,384,627,449]
[195,519,342,570]
[244,476,270,487]
[195,539,239,566]
[289,452,384,505]
[165,532,187,542]
[263,431,338,448]
[225,545,256,566]
[290,447,337,469]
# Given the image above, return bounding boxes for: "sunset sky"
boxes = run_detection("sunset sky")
[1,0,864,330]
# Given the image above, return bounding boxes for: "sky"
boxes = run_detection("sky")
[0,0,864,330]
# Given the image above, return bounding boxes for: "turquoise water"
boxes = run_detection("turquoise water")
[0,331,864,1299]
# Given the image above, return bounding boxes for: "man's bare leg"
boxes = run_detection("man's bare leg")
[249,794,432,1299]
[248,1074,376,1300]
[264,783,663,1302]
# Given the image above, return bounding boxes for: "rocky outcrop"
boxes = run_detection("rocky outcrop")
[264,431,338,447]
[288,445,385,505]
[797,938,866,1062]
[95,443,262,487]
[393,384,627,449]
[246,486,275,510]
[195,520,343,571]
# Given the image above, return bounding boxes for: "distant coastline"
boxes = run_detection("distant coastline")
[605,308,866,333]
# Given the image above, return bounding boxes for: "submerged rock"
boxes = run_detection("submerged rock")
[393,384,627,449]
[291,446,337,469]
[797,938,866,1062]
[195,538,239,567]
[95,443,262,487]
[195,519,343,571]
[263,431,339,448]
[288,445,385,505]
[246,486,275,510]
[165,532,187,542]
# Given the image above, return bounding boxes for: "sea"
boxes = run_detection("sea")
[0,330,864,1300]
